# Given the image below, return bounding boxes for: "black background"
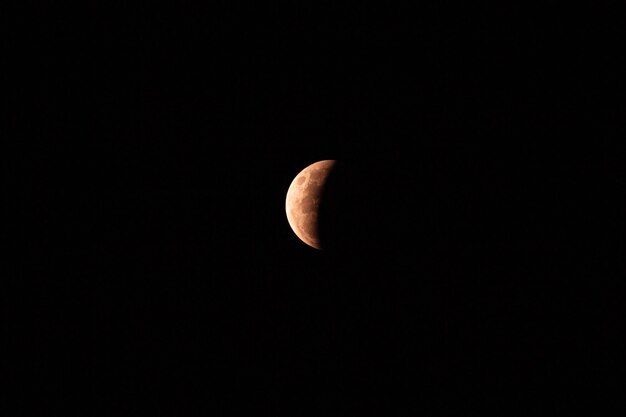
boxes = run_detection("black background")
[7,3,625,416]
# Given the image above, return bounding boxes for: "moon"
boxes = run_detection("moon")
[285,160,337,249]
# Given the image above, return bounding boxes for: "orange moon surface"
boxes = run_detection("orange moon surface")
[285,160,337,249]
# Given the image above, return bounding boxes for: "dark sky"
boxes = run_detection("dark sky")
[8,3,625,416]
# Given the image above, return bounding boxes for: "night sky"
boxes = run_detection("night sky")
[8,3,625,416]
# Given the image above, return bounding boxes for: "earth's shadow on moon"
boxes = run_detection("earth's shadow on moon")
[319,159,407,257]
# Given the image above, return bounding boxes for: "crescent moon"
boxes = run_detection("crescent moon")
[285,160,337,249]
